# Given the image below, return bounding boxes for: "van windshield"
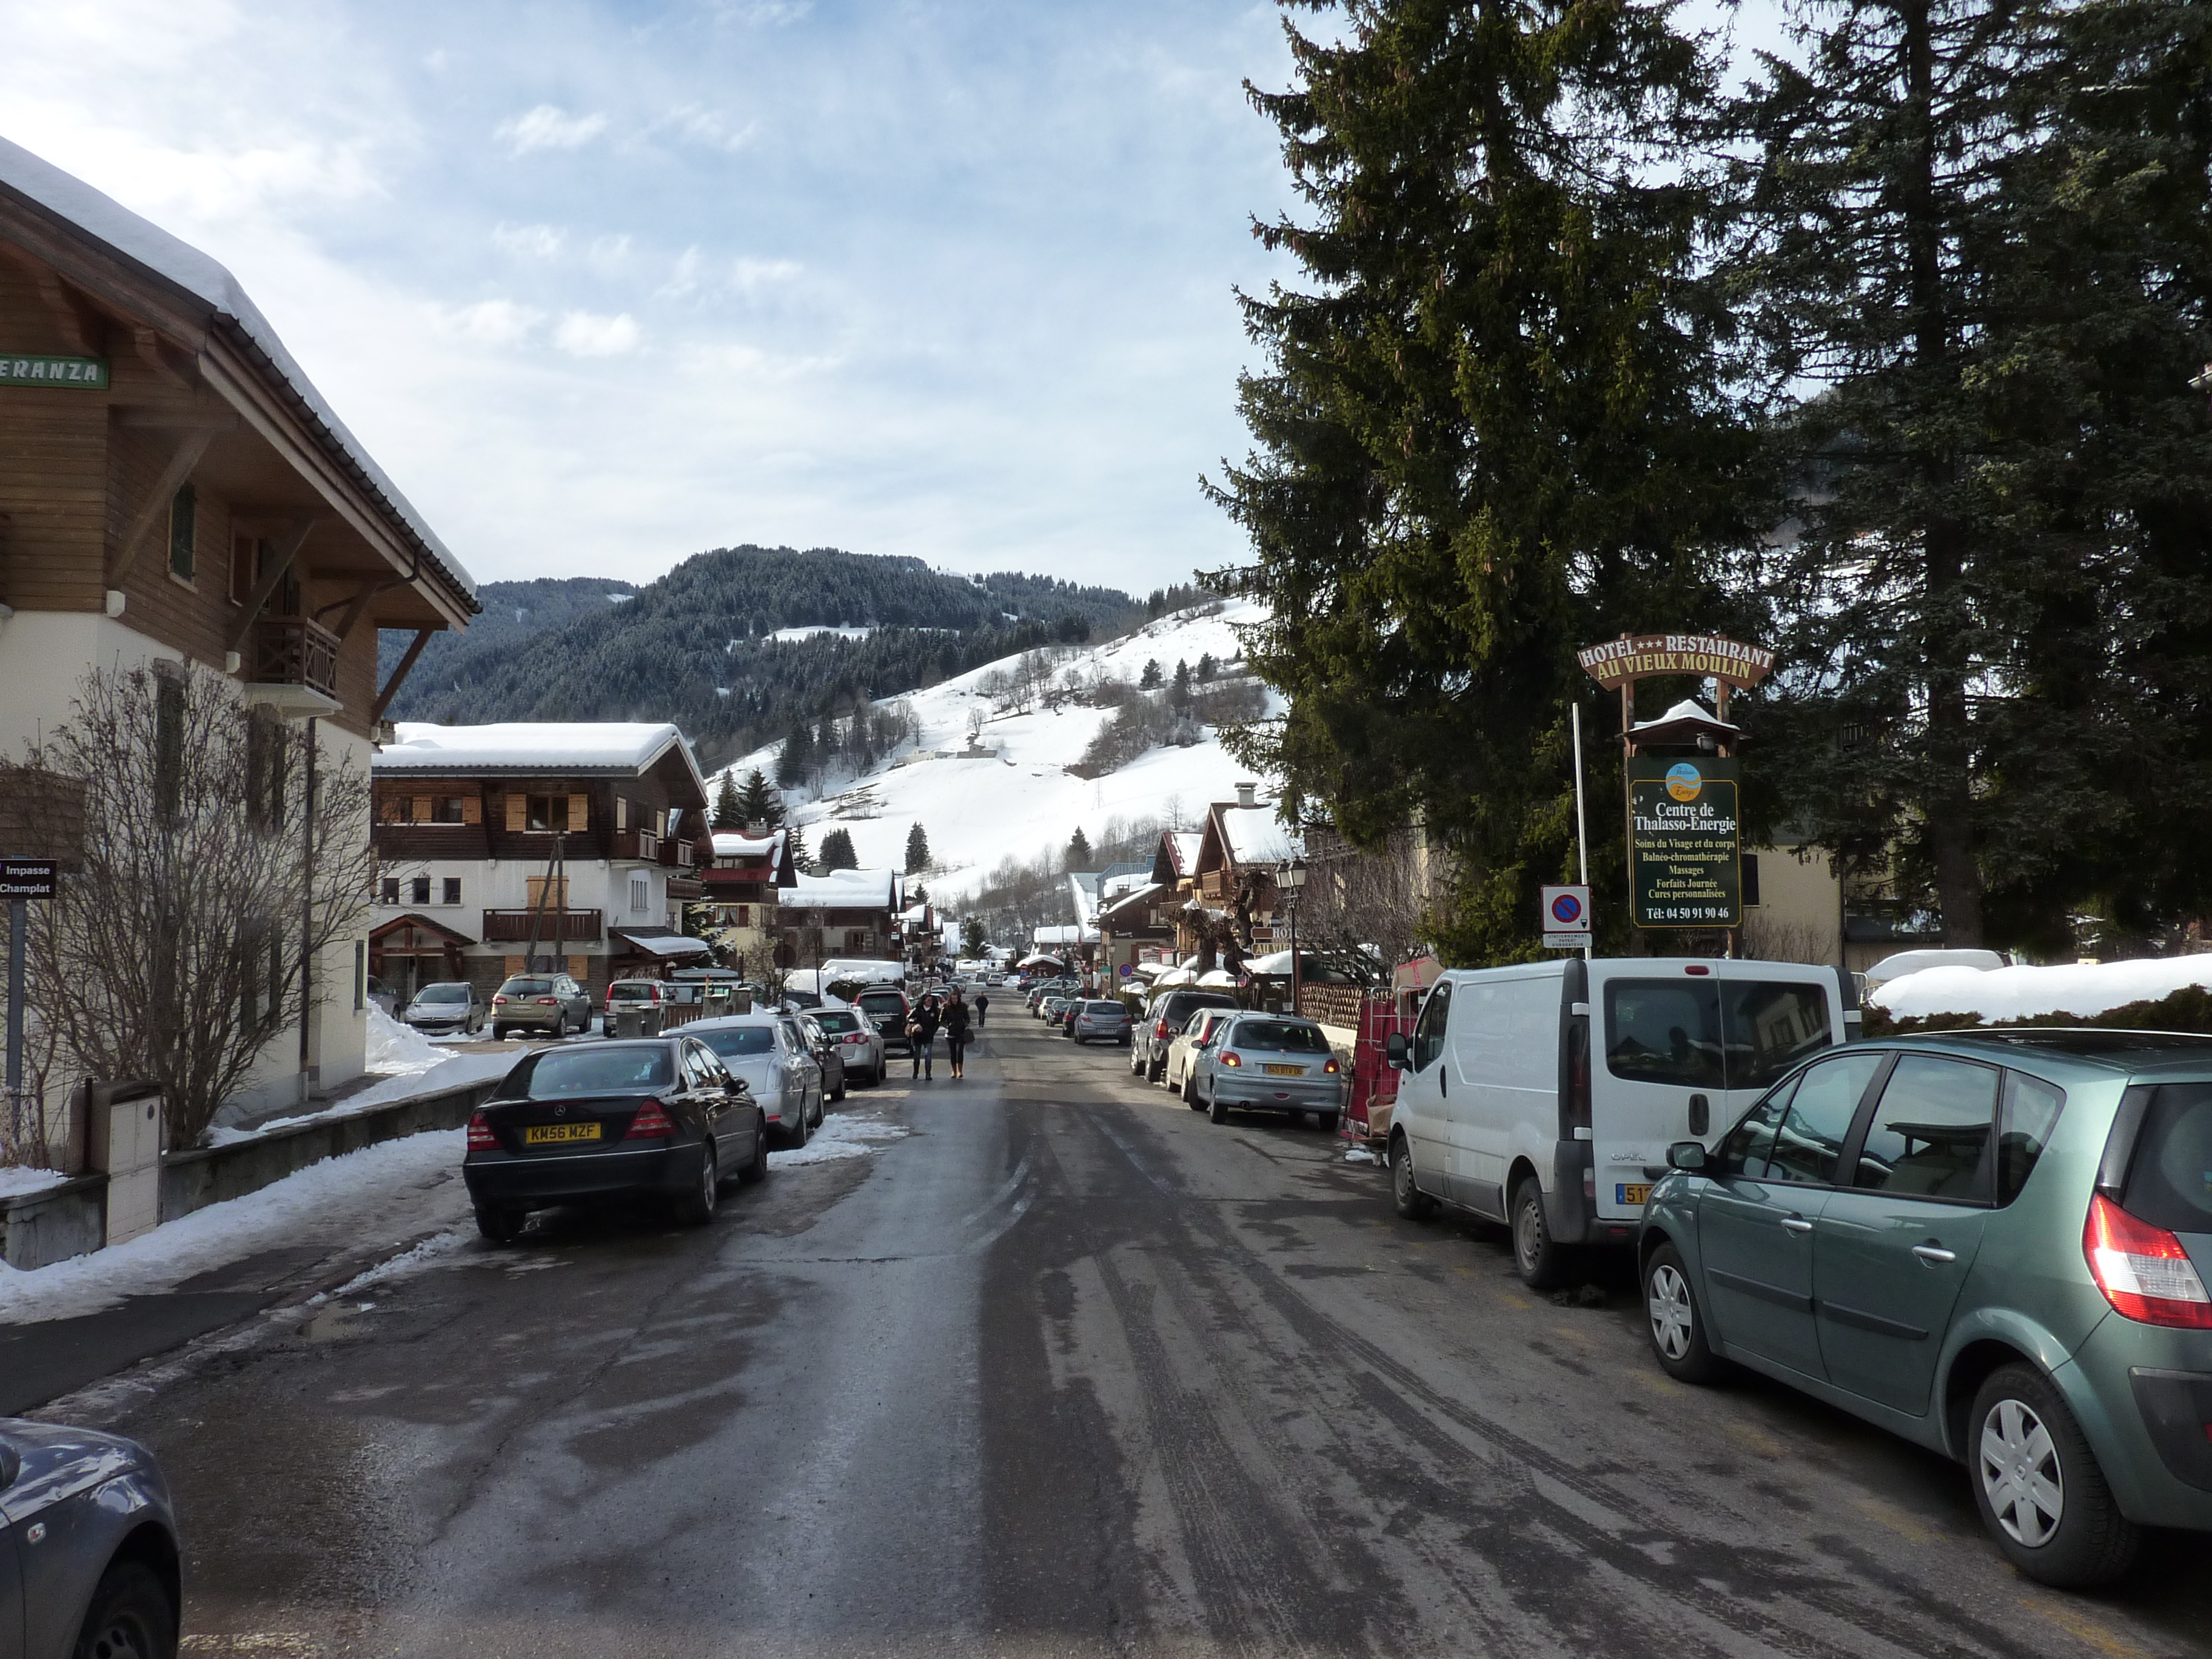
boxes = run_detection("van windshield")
[1604,978,1832,1091]
[2124,1084,2212,1234]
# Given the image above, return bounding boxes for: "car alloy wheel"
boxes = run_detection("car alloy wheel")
[1980,1398,2065,1549]
[1649,1264,1694,1360]
[674,1145,719,1227]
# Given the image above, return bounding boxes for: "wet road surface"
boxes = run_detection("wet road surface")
[59,1014,2212,1655]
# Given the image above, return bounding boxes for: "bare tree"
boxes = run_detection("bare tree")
[1,662,375,1146]
[1299,825,1437,977]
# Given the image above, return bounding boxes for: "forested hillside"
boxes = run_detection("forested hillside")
[381,546,1141,769]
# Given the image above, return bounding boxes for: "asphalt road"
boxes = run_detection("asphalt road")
[64,1013,2212,1657]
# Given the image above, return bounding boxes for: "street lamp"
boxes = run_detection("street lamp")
[1278,856,1307,1015]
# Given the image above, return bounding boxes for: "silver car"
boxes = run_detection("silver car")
[691,1013,825,1148]
[1,1418,181,1657]
[805,1006,885,1088]
[1165,1007,1238,1094]
[1070,1000,1131,1045]
[1186,1014,1346,1132]
[402,980,486,1036]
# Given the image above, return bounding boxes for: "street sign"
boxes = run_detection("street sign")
[1627,759,1741,928]
[0,859,56,899]
[1577,634,1774,691]
[1540,885,1590,951]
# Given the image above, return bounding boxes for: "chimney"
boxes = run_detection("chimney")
[746,821,766,837]
[1235,782,1258,809]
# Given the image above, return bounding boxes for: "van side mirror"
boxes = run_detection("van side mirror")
[1687,1093,1710,1137]
[1385,1032,1409,1071]
[1667,1141,1708,1172]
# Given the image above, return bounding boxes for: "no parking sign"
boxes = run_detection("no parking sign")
[1540,885,1590,951]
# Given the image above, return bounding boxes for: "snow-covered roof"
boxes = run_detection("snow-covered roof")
[1154,967,1196,987]
[1102,871,1152,901]
[1869,957,2212,1022]
[711,829,786,860]
[1196,969,1238,988]
[1221,804,1302,868]
[789,870,901,910]
[1161,833,1203,877]
[609,928,709,959]
[379,723,705,797]
[0,135,475,602]
[1098,881,1163,923]
[1033,924,1098,945]
[1069,872,1102,927]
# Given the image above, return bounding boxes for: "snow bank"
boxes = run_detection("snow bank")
[769,1111,910,1168]
[366,1005,448,1074]
[1871,957,2212,1022]
[0,1165,69,1199]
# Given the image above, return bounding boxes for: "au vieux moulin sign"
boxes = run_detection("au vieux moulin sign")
[0,354,110,389]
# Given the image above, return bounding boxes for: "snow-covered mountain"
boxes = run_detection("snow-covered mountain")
[715,601,1281,902]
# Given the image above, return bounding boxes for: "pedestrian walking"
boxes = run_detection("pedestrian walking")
[908,996,941,1081]
[942,990,971,1079]
[974,992,989,1030]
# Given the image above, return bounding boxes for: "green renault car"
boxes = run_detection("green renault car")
[1637,1029,2212,1587]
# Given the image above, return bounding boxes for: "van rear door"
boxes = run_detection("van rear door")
[1589,963,1840,1222]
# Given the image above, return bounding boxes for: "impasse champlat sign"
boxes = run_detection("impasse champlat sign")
[1627,759,1740,928]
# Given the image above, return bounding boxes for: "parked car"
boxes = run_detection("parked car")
[1638,1029,2212,1589]
[1071,1000,1132,1045]
[799,1014,851,1101]
[1131,989,1241,1082]
[0,1418,180,1659]
[691,1012,825,1148]
[806,1006,885,1087]
[1386,956,1854,1289]
[1165,1007,1239,1093]
[463,1037,766,1240]
[366,974,398,1016]
[402,980,486,1036]
[489,971,595,1040]
[1187,1014,1344,1131]
[605,978,674,1033]
[1028,980,1074,1015]
[1041,995,1073,1027]
[856,987,913,1057]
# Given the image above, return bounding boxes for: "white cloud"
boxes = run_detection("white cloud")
[732,256,803,293]
[430,299,545,346]
[554,310,641,357]
[657,105,759,152]
[492,221,565,258]
[496,104,609,155]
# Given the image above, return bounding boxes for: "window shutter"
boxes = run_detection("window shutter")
[504,954,525,976]
[526,876,569,911]
[568,954,589,982]
[504,794,525,833]
[412,795,432,824]
[568,794,589,832]
[615,797,628,830]
[461,795,481,826]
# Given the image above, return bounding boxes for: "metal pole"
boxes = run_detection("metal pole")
[1570,701,1592,962]
[7,896,24,1144]
[299,717,317,1087]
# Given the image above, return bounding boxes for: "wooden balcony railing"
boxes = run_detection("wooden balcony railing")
[250,616,340,700]
[608,830,660,863]
[657,836,699,870]
[480,908,603,942]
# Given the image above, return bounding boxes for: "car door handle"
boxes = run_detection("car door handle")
[1780,1215,1813,1235]
[1912,1244,1957,1265]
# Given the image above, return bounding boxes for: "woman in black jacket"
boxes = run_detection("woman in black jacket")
[942,990,973,1079]
[908,997,941,1081]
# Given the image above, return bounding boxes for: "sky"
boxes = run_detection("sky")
[4,0,1304,595]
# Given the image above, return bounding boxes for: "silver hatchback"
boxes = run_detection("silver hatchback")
[1071,1000,1131,1045]
[1187,1015,1345,1131]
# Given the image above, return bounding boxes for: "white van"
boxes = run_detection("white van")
[1385,957,1858,1287]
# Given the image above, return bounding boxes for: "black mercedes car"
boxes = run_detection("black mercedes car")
[463,1037,766,1241]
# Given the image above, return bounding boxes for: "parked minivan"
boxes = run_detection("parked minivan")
[1386,956,1855,1288]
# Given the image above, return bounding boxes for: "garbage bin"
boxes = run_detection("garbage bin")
[88,1079,163,1247]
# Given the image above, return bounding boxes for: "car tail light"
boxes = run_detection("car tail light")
[1565,1014,1592,1134]
[1322,1056,1340,1074]
[492,994,508,1005]
[535,996,557,1005]
[1155,1021,1170,1039]
[625,1099,677,1140]
[1221,1051,1242,1068]
[467,1111,497,1151]
[2084,1194,2212,1328]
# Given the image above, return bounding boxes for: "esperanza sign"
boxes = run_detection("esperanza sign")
[1578,634,1774,691]
[0,354,109,389]
[1627,759,1740,928]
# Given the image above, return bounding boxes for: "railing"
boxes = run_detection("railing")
[608,830,660,863]
[480,908,603,943]
[250,616,340,699]
[658,837,699,870]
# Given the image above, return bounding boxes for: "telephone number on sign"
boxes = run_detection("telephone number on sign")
[1644,905,1735,922]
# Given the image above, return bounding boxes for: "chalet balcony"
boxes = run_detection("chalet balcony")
[245,615,341,714]
[608,829,660,863]
[481,907,603,943]
[657,836,699,870]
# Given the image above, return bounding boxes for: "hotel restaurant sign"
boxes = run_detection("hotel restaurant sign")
[0,354,109,389]
[1577,634,1774,692]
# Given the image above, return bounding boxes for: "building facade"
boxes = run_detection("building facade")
[701,826,797,975]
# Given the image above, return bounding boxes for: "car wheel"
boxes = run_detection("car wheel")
[1182,1072,1201,1109]
[491,1024,508,1042]
[1316,1110,1340,1135]
[1643,1242,1726,1383]
[1391,1134,1437,1220]
[739,1114,770,1184]
[1511,1175,1574,1290]
[1129,1046,1144,1075]
[72,1559,176,1659]
[834,1073,848,1102]
[672,1145,720,1227]
[1969,1362,2140,1587]
[474,1203,525,1244]
[1147,1054,1165,1084]
[1207,1083,1229,1124]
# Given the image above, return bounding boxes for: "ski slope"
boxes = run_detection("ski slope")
[715,601,1281,901]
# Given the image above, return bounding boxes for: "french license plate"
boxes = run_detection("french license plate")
[1616,1182,1652,1207]
[523,1122,602,1145]
[1263,1064,1305,1076]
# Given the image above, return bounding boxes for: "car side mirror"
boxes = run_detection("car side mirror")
[1687,1093,1710,1137]
[1385,1032,1409,1071]
[1667,1141,1708,1172]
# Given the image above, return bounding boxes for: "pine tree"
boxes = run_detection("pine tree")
[1205,1,1755,962]
[786,821,809,872]
[712,774,743,831]
[1139,659,1163,690]
[1066,826,1092,870]
[905,822,931,874]
[733,768,784,831]
[776,725,812,789]
[1197,653,1215,683]
[820,827,859,870]
[960,916,988,957]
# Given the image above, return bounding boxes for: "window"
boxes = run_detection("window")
[167,482,196,582]
[2120,1083,2212,1233]
[410,876,432,907]
[153,662,184,822]
[231,534,257,606]
[733,904,750,927]
[1411,980,1452,1071]
[353,940,366,1012]
[1853,1056,1999,1202]
[434,796,468,824]
[1741,854,1762,908]
[442,877,462,906]
[1721,1051,1883,1184]
[380,877,400,905]
[526,794,558,832]
[1719,981,1832,1090]
[1997,1073,2066,1206]
[1606,978,1835,1091]
[630,875,650,913]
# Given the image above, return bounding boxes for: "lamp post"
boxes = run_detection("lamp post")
[1278,856,1307,1016]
